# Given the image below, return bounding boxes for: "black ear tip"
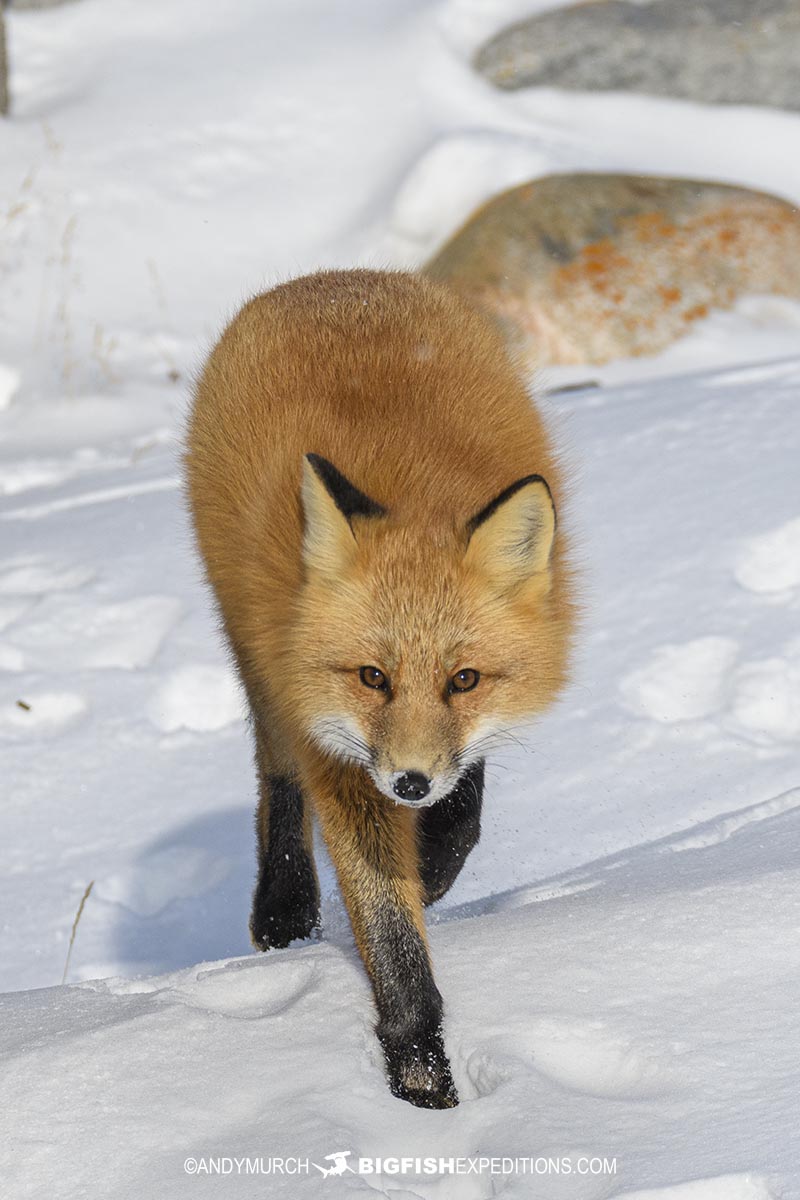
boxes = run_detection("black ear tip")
[467,473,555,536]
[304,452,328,480]
[303,452,387,521]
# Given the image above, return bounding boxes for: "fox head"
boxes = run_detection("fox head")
[290,453,571,807]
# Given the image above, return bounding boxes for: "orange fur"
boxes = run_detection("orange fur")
[187,269,575,768]
[185,269,577,1106]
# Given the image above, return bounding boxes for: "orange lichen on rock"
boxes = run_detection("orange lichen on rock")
[683,303,710,322]
[632,212,677,242]
[423,174,800,366]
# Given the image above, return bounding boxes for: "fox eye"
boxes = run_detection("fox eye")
[449,668,480,693]
[360,666,388,690]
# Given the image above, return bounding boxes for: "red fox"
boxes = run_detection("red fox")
[186,269,575,1108]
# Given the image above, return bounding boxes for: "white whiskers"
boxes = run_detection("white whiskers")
[308,716,373,766]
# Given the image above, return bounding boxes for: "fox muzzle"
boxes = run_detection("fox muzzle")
[391,771,431,803]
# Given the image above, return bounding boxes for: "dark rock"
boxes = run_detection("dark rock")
[0,7,7,117]
[6,1,79,8]
[475,0,800,111]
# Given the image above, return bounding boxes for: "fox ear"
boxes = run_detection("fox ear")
[464,474,556,589]
[301,454,386,577]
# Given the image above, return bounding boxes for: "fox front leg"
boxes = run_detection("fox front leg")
[248,712,320,950]
[418,760,484,905]
[250,773,321,949]
[234,674,320,951]
[312,762,458,1109]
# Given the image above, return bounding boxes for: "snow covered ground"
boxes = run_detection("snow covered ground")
[1,1,799,1197]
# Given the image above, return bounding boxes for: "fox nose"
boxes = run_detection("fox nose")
[392,771,431,802]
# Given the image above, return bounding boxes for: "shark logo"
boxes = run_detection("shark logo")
[312,1151,353,1179]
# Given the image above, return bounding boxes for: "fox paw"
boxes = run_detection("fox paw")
[249,865,320,950]
[249,894,320,950]
[380,1026,459,1110]
[421,856,466,906]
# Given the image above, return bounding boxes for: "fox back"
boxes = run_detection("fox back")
[186,269,575,793]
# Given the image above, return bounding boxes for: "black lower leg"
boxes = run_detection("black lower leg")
[418,760,484,905]
[369,903,458,1109]
[250,775,320,950]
